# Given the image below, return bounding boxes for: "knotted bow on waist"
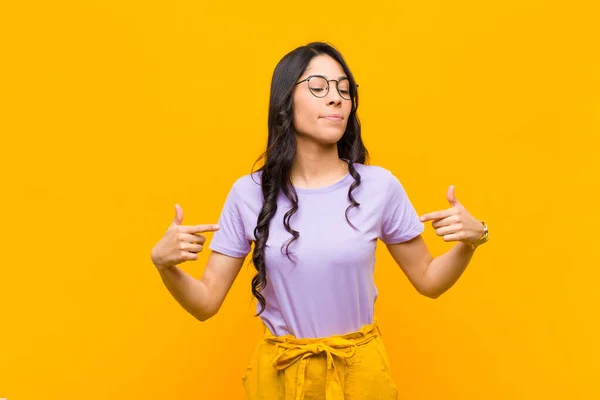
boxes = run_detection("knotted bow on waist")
[263,318,381,400]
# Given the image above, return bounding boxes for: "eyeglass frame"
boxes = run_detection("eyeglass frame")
[295,74,358,100]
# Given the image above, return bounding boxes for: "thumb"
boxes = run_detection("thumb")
[173,204,184,225]
[447,185,460,207]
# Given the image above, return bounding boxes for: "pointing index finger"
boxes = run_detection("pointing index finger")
[420,210,452,222]
[181,224,220,234]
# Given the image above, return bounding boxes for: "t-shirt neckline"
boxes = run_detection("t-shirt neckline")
[293,161,354,195]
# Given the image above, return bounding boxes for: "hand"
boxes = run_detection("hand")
[151,204,220,271]
[419,185,484,247]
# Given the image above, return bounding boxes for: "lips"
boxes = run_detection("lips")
[321,114,344,120]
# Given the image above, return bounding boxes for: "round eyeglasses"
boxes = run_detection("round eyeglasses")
[295,75,357,100]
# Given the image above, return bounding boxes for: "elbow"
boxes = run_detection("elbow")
[195,307,219,322]
[418,283,443,299]
[419,289,442,299]
[418,272,444,299]
[195,313,213,322]
[425,291,442,299]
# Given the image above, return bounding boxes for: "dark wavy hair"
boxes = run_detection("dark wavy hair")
[249,42,369,316]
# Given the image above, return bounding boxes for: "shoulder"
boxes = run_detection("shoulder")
[226,170,263,202]
[353,163,392,176]
[353,163,412,206]
[352,163,398,187]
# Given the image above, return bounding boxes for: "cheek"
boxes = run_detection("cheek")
[293,97,318,133]
[343,100,352,115]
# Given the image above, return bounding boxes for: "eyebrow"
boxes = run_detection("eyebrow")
[307,74,349,80]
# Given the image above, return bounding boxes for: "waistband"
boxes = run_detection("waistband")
[262,317,382,400]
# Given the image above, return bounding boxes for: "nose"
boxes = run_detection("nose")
[326,81,343,105]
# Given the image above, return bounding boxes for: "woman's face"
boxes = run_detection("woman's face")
[292,54,352,145]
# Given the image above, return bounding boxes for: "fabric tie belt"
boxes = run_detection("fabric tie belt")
[263,319,381,400]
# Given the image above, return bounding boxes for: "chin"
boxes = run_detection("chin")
[297,128,346,145]
[317,132,345,145]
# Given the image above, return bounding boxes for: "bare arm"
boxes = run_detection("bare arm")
[386,234,476,298]
[386,235,434,297]
[151,204,249,321]
[157,250,247,321]
[395,184,486,297]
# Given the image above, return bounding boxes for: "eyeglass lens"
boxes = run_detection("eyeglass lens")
[308,77,351,100]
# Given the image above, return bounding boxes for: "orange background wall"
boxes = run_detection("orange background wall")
[1,1,598,399]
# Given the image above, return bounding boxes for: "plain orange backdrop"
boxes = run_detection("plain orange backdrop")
[1,1,599,399]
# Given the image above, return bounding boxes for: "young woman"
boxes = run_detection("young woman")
[151,42,489,399]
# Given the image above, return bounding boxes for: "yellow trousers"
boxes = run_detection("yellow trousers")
[242,317,399,399]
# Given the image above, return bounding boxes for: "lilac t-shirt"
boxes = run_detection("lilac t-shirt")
[209,163,424,339]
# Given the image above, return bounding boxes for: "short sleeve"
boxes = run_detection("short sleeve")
[209,182,252,258]
[380,171,425,244]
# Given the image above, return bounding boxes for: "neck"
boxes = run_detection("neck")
[291,138,348,189]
